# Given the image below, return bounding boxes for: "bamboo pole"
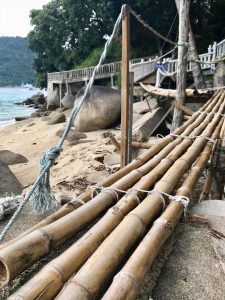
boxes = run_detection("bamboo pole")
[198,140,218,202]
[6,95,220,299]
[102,119,223,300]
[171,0,190,131]
[53,95,225,299]
[1,92,217,252]
[140,83,212,98]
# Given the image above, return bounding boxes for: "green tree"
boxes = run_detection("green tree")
[28,0,113,87]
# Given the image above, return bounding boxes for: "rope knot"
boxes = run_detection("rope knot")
[41,146,62,167]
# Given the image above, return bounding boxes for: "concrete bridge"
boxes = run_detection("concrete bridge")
[47,38,225,100]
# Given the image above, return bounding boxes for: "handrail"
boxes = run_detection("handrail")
[48,38,225,83]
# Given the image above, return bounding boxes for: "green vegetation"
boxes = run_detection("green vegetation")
[0,37,35,87]
[28,0,225,87]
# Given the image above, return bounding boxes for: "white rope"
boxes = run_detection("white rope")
[88,186,189,215]
[130,8,177,46]
[193,111,225,118]
[157,133,214,143]
[169,133,215,143]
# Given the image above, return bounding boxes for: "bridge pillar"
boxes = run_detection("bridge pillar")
[111,75,114,88]
[59,83,62,107]
[155,69,161,88]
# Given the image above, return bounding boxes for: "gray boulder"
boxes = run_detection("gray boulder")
[213,62,225,87]
[61,93,75,109]
[74,85,121,132]
[56,128,87,142]
[47,90,60,110]
[0,150,28,165]
[47,112,66,125]
[0,162,22,196]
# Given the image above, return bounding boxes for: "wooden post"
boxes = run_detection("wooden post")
[128,72,134,163]
[171,0,190,132]
[120,4,131,168]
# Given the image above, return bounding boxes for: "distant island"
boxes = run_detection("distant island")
[0,36,35,87]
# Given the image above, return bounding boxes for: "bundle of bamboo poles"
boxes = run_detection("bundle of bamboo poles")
[1,91,224,299]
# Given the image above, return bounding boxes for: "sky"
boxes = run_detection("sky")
[0,0,51,37]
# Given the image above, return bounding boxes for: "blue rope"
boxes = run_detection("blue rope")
[0,6,124,241]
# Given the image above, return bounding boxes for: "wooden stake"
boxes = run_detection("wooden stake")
[171,0,190,132]
[121,4,131,168]
[172,101,194,115]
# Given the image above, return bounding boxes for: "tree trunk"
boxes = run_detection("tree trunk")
[171,0,190,132]
[175,0,206,89]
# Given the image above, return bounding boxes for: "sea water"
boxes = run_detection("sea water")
[0,87,45,126]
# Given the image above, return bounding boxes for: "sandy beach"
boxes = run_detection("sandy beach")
[0,111,118,201]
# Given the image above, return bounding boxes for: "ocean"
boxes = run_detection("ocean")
[0,87,45,126]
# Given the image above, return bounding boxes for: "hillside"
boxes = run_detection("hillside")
[0,36,35,86]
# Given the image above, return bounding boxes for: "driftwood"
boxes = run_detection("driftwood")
[140,82,212,98]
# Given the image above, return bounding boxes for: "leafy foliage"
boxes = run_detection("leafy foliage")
[28,0,225,87]
[0,37,35,87]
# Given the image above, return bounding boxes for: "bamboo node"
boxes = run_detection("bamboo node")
[115,271,139,289]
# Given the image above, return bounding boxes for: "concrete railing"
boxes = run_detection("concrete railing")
[48,56,154,83]
[48,38,225,84]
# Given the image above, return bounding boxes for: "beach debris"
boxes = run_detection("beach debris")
[0,162,22,197]
[74,85,121,132]
[47,112,66,125]
[0,150,27,165]
[0,196,23,221]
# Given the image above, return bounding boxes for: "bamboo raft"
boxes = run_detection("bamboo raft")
[1,91,225,299]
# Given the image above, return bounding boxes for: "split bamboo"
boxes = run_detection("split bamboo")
[6,94,222,297]
[55,94,225,299]
[0,91,217,252]
[102,119,223,300]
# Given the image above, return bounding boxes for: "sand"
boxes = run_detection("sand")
[0,114,116,199]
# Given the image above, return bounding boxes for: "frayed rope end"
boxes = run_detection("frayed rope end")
[29,146,62,213]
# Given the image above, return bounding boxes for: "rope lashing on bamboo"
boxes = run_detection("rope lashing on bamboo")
[157,133,215,143]
[169,134,215,143]
[89,186,189,215]
[193,111,225,118]
[0,6,124,242]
